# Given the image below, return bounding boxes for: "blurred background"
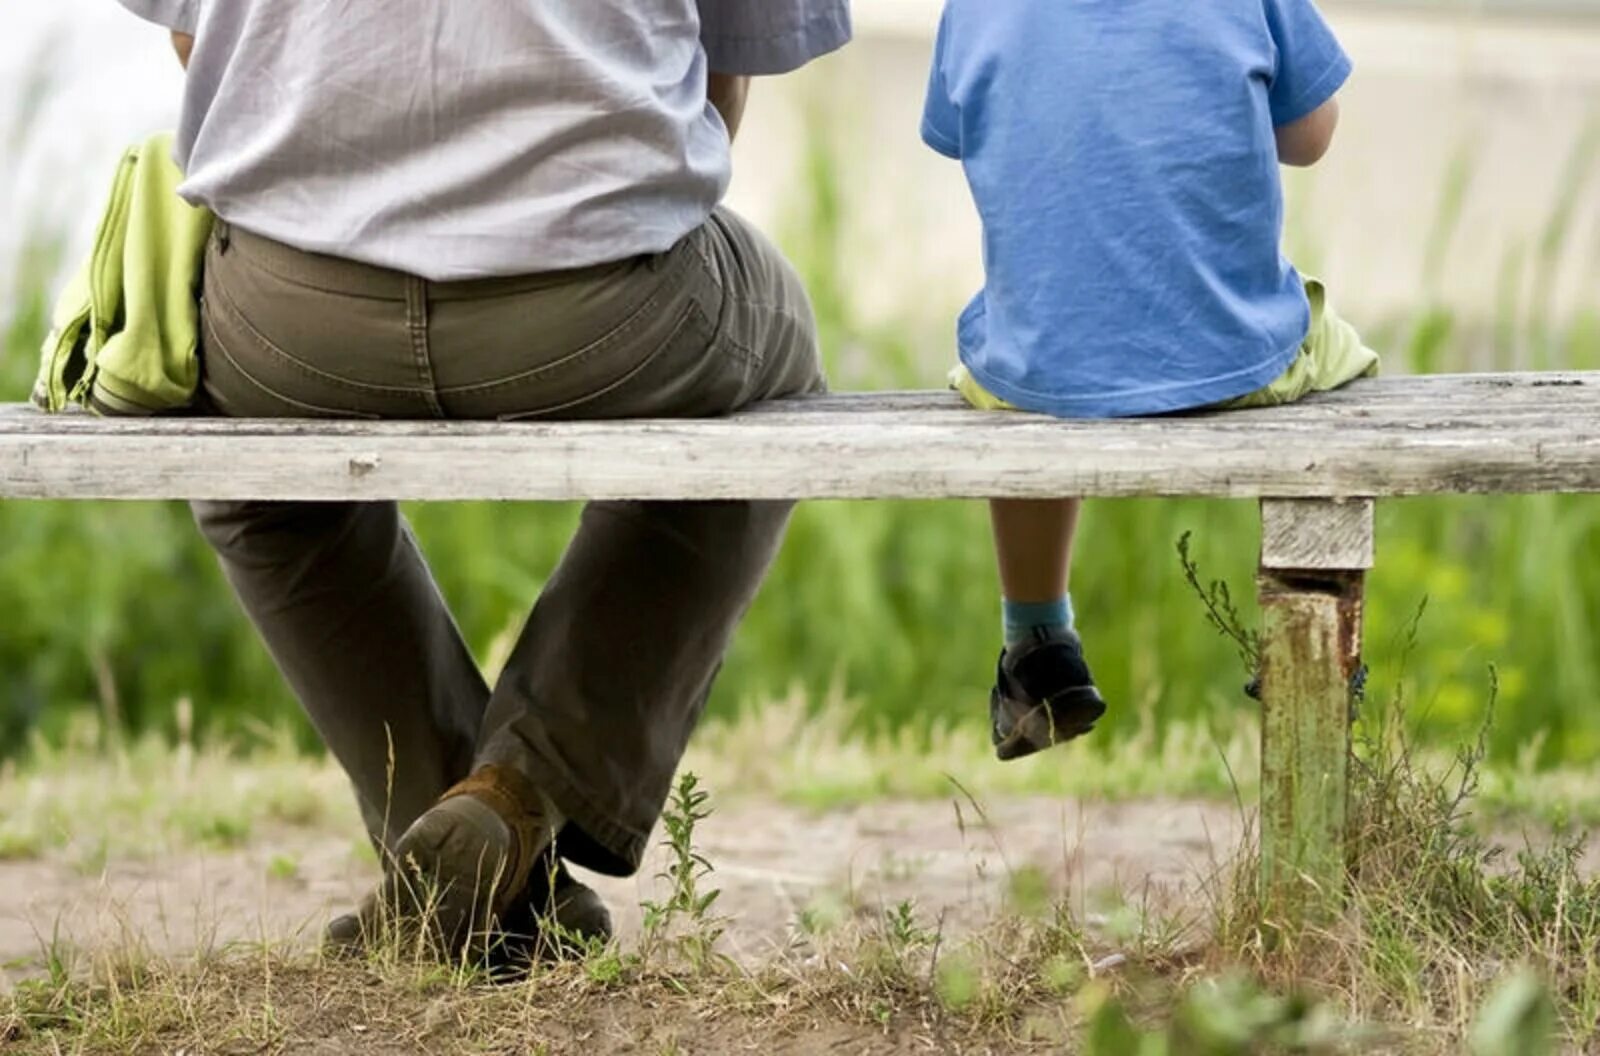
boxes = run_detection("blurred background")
[2,1,1598,769]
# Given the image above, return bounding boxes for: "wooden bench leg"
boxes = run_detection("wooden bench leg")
[1257,498,1374,928]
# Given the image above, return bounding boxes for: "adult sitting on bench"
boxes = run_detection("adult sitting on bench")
[116,0,850,960]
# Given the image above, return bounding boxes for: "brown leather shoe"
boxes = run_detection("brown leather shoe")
[383,764,563,953]
[326,847,612,964]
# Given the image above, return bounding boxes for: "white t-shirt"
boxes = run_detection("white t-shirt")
[116,0,851,280]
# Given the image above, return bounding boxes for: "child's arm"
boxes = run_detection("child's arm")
[172,31,194,68]
[1264,0,1351,167]
[1275,96,1339,167]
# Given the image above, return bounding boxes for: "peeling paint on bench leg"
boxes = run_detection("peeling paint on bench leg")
[1257,498,1373,934]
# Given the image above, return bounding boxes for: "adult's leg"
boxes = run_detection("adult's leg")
[193,499,485,850]
[190,229,490,849]
[442,208,825,877]
[192,225,615,951]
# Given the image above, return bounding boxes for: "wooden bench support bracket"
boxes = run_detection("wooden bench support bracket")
[1257,498,1374,930]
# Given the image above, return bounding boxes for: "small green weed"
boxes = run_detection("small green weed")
[1076,973,1363,1055]
[640,771,729,975]
[883,898,934,955]
[1178,531,1260,676]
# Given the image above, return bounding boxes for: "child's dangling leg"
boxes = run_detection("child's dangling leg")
[988,498,1106,760]
[994,498,1078,644]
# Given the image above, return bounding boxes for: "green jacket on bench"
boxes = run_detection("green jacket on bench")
[33,131,212,416]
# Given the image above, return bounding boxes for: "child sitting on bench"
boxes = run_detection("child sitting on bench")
[921,0,1378,760]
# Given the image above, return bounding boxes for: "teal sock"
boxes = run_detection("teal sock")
[1003,595,1074,648]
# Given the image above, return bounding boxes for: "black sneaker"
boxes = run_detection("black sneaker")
[991,630,1107,761]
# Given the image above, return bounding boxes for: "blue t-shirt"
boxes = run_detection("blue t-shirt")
[922,0,1352,418]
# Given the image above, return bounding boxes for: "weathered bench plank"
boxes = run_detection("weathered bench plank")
[3,372,1600,502]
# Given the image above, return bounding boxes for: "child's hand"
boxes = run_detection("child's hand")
[1275,98,1339,167]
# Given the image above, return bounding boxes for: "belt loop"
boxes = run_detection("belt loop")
[215,219,231,255]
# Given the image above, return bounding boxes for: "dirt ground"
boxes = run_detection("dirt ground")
[0,796,1243,985]
[6,795,1599,1054]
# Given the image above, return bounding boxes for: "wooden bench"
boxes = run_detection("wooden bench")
[5,370,1599,924]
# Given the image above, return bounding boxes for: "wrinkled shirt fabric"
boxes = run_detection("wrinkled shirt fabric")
[922,0,1350,417]
[116,0,851,279]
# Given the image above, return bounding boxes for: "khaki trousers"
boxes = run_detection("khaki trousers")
[191,209,822,876]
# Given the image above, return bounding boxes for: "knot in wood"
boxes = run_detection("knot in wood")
[347,454,381,478]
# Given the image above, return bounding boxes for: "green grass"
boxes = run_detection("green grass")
[0,572,1592,1051]
[2,686,1599,869]
[0,718,348,864]
[0,685,1594,1054]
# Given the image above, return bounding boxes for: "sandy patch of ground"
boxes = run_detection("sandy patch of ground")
[0,796,1243,984]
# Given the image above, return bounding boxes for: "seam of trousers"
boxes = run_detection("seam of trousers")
[405,277,447,418]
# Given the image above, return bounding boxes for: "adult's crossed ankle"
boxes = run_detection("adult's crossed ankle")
[328,765,575,959]
[326,846,613,969]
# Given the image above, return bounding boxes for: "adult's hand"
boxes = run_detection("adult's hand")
[172,30,193,69]
[708,73,750,141]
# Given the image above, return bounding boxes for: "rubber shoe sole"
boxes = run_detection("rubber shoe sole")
[992,684,1107,762]
[387,793,522,954]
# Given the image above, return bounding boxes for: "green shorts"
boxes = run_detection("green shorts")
[951,278,1379,413]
